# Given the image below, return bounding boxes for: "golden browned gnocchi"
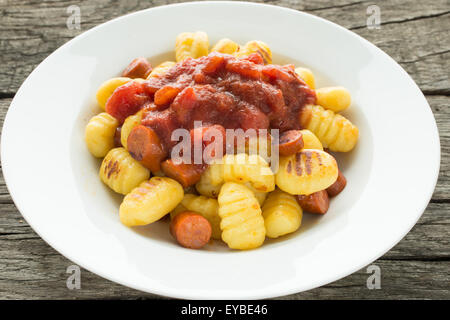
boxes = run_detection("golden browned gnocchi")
[300,105,359,152]
[262,189,302,238]
[276,149,338,195]
[99,147,150,195]
[218,182,265,250]
[147,61,176,79]
[235,40,272,64]
[175,32,209,62]
[121,110,143,149]
[300,129,323,150]
[295,67,315,89]
[205,153,275,192]
[120,177,184,227]
[85,112,118,157]
[96,77,131,110]
[316,86,351,112]
[211,38,240,54]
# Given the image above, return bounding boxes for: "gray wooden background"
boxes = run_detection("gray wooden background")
[0,0,448,299]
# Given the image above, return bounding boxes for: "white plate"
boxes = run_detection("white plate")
[1,1,440,299]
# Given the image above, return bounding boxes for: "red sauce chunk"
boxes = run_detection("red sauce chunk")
[108,52,316,152]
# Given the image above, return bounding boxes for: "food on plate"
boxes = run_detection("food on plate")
[295,67,315,89]
[211,38,240,54]
[296,190,330,214]
[175,31,209,62]
[326,169,347,197]
[85,31,359,250]
[121,57,153,79]
[315,86,351,113]
[100,147,150,195]
[171,194,222,240]
[299,104,358,152]
[276,149,338,195]
[170,211,212,249]
[85,112,118,157]
[96,77,132,110]
[218,182,266,250]
[120,177,184,226]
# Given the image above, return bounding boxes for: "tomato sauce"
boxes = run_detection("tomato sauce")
[109,52,316,152]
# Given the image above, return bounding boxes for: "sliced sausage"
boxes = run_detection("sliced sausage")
[114,126,122,148]
[127,125,166,172]
[161,159,205,188]
[296,190,329,214]
[278,130,304,156]
[327,169,347,197]
[122,57,152,79]
[170,211,212,249]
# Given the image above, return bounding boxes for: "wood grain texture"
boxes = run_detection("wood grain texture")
[0,0,448,299]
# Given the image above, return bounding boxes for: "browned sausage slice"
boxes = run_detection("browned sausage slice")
[326,169,347,197]
[161,159,205,188]
[122,57,152,79]
[170,211,212,249]
[278,130,304,156]
[127,125,166,172]
[296,190,330,214]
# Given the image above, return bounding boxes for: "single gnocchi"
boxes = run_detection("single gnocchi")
[120,177,184,226]
[299,105,359,152]
[205,153,275,192]
[235,40,272,64]
[99,147,150,195]
[276,149,338,195]
[175,32,209,62]
[96,77,132,110]
[295,67,315,89]
[174,194,222,240]
[262,189,302,238]
[300,129,323,150]
[218,182,265,250]
[316,86,351,112]
[211,38,240,54]
[147,61,176,79]
[121,110,143,149]
[85,112,118,157]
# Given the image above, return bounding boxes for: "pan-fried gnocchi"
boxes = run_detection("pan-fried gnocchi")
[205,153,275,192]
[218,182,266,250]
[235,40,272,64]
[120,177,184,227]
[300,129,323,150]
[295,67,315,89]
[262,189,302,238]
[147,61,176,79]
[175,31,209,62]
[276,149,338,195]
[121,110,143,149]
[85,112,118,157]
[315,86,351,112]
[300,104,359,152]
[86,31,358,251]
[211,38,240,54]
[96,77,131,110]
[99,147,150,195]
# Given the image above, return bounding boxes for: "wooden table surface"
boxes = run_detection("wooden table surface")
[0,0,448,299]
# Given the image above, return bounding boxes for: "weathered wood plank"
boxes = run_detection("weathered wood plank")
[0,0,449,94]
